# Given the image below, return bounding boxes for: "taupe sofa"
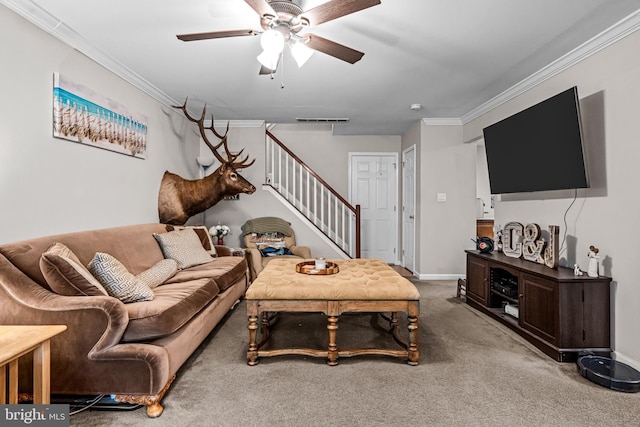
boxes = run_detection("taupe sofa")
[0,223,249,417]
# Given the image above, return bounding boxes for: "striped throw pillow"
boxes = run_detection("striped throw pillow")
[88,252,154,303]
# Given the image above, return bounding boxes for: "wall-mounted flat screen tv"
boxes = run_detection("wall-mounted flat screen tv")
[482,86,589,194]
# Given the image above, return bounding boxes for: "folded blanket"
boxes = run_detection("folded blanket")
[241,217,292,236]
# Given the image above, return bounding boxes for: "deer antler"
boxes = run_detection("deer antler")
[173,98,255,169]
[215,135,256,169]
[172,97,230,158]
[231,151,256,169]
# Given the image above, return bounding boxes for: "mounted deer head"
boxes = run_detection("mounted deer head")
[158,98,256,225]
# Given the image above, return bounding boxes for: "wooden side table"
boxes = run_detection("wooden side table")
[0,325,67,404]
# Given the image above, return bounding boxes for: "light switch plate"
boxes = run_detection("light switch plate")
[437,192,447,202]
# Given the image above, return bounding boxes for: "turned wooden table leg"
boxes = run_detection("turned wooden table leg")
[247,315,259,366]
[260,312,270,339]
[407,302,420,365]
[327,315,339,366]
[390,311,399,334]
[247,301,259,366]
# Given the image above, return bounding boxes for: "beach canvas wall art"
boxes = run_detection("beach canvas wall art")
[53,73,147,159]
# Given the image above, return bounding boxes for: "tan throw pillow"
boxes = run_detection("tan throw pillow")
[166,225,217,256]
[153,229,213,269]
[136,259,178,289]
[88,252,154,303]
[40,242,108,296]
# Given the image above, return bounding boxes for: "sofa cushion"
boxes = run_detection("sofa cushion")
[153,229,213,269]
[136,259,178,289]
[121,278,220,342]
[88,252,154,303]
[164,256,247,291]
[166,225,216,256]
[40,242,108,296]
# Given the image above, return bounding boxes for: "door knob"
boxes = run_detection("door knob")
[409,215,414,219]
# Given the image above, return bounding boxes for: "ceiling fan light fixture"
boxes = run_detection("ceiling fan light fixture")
[257,50,280,71]
[260,29,285,53]
[290,39,314,67]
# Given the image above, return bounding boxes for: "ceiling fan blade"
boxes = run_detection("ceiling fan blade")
[305,34,364,64]
[244,0,277,18]
[301,0,381,27]
[177,29,258,42]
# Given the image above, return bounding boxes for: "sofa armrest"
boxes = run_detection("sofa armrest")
[215,245,246,257]
[214,245,234,257]
[0,255,129,354]
[215,245,231,257]
[290,245,312,259]
[245,248,263,280]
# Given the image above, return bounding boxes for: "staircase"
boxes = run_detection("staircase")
[265,130,360,258]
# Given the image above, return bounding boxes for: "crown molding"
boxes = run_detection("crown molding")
[421,118,463,126]
[1,0,179,107]
[461,8,640,124]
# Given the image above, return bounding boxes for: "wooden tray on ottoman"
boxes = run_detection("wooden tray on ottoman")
[295,261,339,275]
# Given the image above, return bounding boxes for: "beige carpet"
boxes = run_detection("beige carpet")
[70,280,638,426]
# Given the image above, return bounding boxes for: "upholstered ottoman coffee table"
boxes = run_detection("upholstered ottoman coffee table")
[245,258,420,366]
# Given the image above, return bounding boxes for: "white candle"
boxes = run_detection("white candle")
[315,258,326,270]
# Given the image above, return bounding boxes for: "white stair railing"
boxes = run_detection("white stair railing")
[265,130,360,258]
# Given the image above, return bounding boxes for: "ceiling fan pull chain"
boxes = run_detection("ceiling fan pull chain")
[280,52,285,89]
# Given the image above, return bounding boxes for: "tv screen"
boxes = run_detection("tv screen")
[482,87,589,194]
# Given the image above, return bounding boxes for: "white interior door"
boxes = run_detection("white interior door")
[402,146,416,273]
[350,153,398,263]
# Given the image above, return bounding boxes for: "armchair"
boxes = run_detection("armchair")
[241,217,312,280]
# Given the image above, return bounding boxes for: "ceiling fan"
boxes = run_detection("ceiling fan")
[176,0,381,74]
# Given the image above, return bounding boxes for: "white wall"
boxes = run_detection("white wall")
[415,123,477,279]
[0,6,199,242]
[464,30,640,369]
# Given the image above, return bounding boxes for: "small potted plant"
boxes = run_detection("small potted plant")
[210,224,230,246]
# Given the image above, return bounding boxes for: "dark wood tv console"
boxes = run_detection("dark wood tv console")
[465,250,611,362]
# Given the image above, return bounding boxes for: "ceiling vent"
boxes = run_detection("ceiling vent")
[296,118,350,123]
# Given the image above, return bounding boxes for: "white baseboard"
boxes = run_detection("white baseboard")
[417,273,466,281]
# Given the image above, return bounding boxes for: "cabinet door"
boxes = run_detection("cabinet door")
[466,256,488,305]
[520,273,557,344]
